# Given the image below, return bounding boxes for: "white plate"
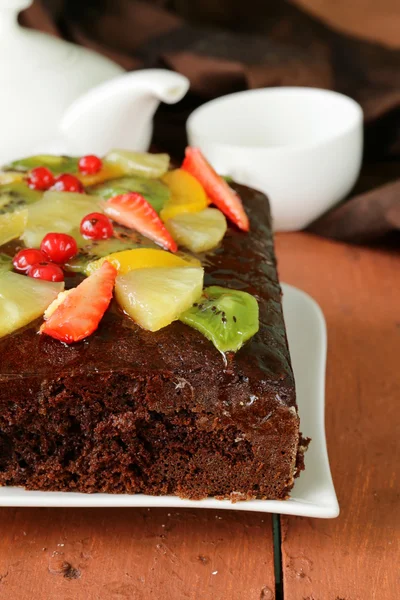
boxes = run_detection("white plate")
[0,284,339,518]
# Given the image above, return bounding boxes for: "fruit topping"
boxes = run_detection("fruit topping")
[105,149,169,179]
[22,190,100,248]
[80,212,114,240]
[0,182,41,214]
[179,286,259,353]
[40,261,117,343]
[78,154,102,175]
[28,262,65,282]
[52,173,85,193]
[165,208,227,253]
[88,176,170,214]
[27,167,55,191]
[77,163,124,187]
[0,171,25,185]
[7,155,79,175]
[0,253,13,274]
[40,232,78,264]
[160,169,208,221]
[64,224,161,274]
[13,248,47,273]
[182,147,249,231]
[0,271,64,339]
[86,247,199,276]
[104,192,177,252]
[115,266,204,332]
[0,209,28,246]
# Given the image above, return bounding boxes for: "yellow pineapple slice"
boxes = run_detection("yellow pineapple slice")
[22,191,101,248]
[115,266,203,331]
[0,209,28,246]
[165,208,227,253]
[0,272,64,338]
[0,171,25,185]
[105,150,169,179]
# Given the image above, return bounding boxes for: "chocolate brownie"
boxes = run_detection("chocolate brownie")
[0,183,308,500]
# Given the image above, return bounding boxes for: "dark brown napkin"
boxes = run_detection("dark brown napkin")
[21,0,400,244]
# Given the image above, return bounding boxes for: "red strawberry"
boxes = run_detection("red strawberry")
[182,147,249,231]
[40,261,117,343]
[104,192,178,252]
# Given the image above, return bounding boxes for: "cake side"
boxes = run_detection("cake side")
[0,184,307,500]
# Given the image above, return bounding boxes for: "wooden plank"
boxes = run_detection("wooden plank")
[0,507,275,600]
[276,232,400,600]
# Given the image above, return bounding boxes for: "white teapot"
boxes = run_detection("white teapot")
[0,0,189,164]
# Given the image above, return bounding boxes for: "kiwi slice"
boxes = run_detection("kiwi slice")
[88,176,170,213]
[179,286,259,353]
[0,253,12,274]
[64,226,158,274]
[6,154,79,175]
[0,182,41,214]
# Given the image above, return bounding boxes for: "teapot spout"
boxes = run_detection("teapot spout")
[138,69,190,104]
[59,69,189,156]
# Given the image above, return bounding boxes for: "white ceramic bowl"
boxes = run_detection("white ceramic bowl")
[187,87,363,231]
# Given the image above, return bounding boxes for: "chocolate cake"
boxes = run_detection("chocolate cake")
[0,174,308,500]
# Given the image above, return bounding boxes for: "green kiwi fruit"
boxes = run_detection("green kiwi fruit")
[0,182,41,214]
[64,226,158,274]
[6,154,79,175]
[88,176,170,213]
[179,286,259,353]
[0,253,12,273]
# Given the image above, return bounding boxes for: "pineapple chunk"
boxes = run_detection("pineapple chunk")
[0,209,28,246]
[105,150,169,179]
[115,266,203,331]
[0,272,64,338]
[22,191,101,248]
[165,208,227,253]
[0,171,25,185]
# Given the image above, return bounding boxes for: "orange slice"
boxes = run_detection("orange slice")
[160,169,207,221]
[85,247,200,276]
[77,162,125,187]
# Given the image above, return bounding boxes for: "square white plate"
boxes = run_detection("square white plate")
[0,284,339,518]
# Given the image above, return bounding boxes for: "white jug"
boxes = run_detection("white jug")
[0,0,189,164]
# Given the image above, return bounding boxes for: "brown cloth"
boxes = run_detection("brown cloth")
[21,0,400,244]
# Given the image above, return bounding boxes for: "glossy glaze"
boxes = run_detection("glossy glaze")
[0,184,295,419]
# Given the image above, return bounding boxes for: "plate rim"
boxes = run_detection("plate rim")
[0,283,339,518]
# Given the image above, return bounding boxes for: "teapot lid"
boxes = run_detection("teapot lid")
[0,0,121,78]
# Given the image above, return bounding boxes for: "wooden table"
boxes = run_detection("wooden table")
[0,233,398,600]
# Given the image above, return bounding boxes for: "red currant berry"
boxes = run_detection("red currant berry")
[28,262,64,282]
[78,154,102,175]
[40,233,78,264]
[80,212,114,240]
[12,248,47,273]
[27,167,55,191]
[52,173,84,193]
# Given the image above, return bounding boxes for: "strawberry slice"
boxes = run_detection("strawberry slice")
[104,192,178,252]
[182,147,249,232]
[40,261,117,343]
